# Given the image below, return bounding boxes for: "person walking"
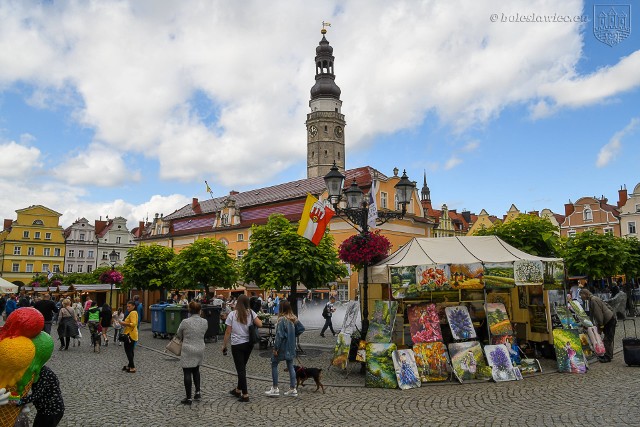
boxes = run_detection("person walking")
[134,295,144,325]
[56,299,78,350]
[265,300,303,397]
[5,295,17,320]
[580,289,616,362]
[120,301,139,373]
[72,297,84,323]
[112,307,124,346]
[176,301,208,405]
[222,294,262,403]
[33,293,59,335]
[87,301,101,352]
[100,303,112,346]
[320,296,337,337]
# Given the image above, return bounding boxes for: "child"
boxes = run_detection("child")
[113,307,125,346]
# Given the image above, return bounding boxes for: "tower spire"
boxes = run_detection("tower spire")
[421,170,431,202]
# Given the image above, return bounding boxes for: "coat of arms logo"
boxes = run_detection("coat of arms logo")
[593,5,631,46]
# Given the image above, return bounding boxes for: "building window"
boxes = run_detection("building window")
[237,233,244,242]
[116,236,121,244]
[88,250,94,259]
[337,284,348,301]
[42,263,49,272]
[23,231,29,238]
[77,265,83,273]
[78,250,84,258]
[630,222,637,234]
[636,204,640,213]
[44,248,51,256]
[32,219,43,225]
[87,265,93,273]
[102,251,108,260]
[567,230,576,238]
[45,232,51,240]
[27,247,35,256]
[26,263,33,273]
[13,246,21,255]
[220,238,229,246]
[603,227,613,235]
[381,192,388,209]
[12,263,19,272]
[53,265,60,273]
[68,250,75,258]
[79,233,85,241]
[34,231,41,239]
[237,250,245,259]
[54,248,61,257]
[67,264,73,273]
[583,207,593,221]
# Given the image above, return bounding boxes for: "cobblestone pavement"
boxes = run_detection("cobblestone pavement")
[20,320,640,427]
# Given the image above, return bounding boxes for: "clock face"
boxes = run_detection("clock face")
[308,125,318,137]
[334,126,343,138]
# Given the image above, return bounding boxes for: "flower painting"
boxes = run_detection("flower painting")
[331,332,351,370]
[514,260,544,285]
[408,303,442,343]
[485,303,513,337]
[392,349,421,390]
[365,301,399,343]
[553,329,587,374]
[484,344,517,382]
[445,306,477,340]
[449,263,484,289]
[365,343,398,389]
[416,264,450,291]
[448,341,490,383]
[413,342,449,382]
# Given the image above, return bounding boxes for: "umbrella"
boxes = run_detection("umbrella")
[0,277,19,294]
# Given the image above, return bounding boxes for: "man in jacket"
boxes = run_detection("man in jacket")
[580,289,616,363]
[34,293,59,334]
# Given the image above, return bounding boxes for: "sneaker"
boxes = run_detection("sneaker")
[264,387,280,397]
[320,334,325,338]
[194,392,201,401]
[283,388,298,397]
[180,398,192,406]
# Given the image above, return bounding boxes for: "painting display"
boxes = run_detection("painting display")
[485,303,514,337]
[365,343,398,389]
[413,342,450,382]
[355,340,366,363]
[484,262,515,289]
[341,301,360,335]
[331,333,351,370]
[554,306,579,329]
[448,341,490,382]
[543,261,565,290]
[553,329,587,374]
[416,264,451,291]
[484,344,517,382]
[450,263,484,289]
[579,333,594,359]
[569,300,593,327]
[390,266,419,299]
[519,357,542,375]
[407,303,442,343]
[445,306,477,340]
[514,260,544,286]
[392,349,421,390]
[365,301,399,343]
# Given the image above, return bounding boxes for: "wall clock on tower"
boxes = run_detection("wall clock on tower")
[334,126,343,138]
[308,125,318,137]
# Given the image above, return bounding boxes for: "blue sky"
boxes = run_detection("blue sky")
[0,0,638,228]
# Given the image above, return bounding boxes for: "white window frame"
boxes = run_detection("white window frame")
[41,263,49,272]
[26,263,33,273]
[380,192,388,209]
[78,250,84,258]
[43,248,51,256]
[237,233,244,242]
[88,250,94,259]
[629,221,637,235]
[87,265,93,273]
[67,264,73,273]
[23,230,29,238]
[337,284,348,301]
[54,248,61,257]
[636,204,640,213]
[116,236,121,244]
[583,207,593,221]
[567,230,577,238]
[603,227,613,235]
[68,249,75,258]
[77,265,83,273]
[27,247,35,256]
[12,263,19,272]
[53,265,60,273]
[13,246,21,255]
[45,232,51,240]
[34,231,41,239]
[79,233,85,241]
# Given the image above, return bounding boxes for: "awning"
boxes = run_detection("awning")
[0,277,19,294]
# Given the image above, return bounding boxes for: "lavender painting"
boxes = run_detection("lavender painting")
[484,344,517,382]
[445,306,477,340]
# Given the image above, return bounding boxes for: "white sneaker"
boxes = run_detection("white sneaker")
[283,388,298,397]
[264,387,280,397]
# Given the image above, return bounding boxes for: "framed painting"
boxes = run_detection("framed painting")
[413,342,450,382]
[341,301,360,335]
[366,301,399,343]
[415,264,451,292]
[484,262,515,289]
[448,341,490,383]
[484,344,517,382]
[407,303,442,343]
[553,328,587,374]
[392,349,421,390]
[355,340,367,363]
[365,343,398,389]
[485,303,514,337]
[554,306,579,329]
[445,305,477,340]
[514,260,544,286]
[543,261,565,290]
[569,300,593,327]
[390,266,419,299]
[450,263,484,289]
[331,332,351,370]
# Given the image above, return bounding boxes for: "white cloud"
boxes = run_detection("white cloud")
[444,156,462,170]
[0,140,42,178]
[596,117,639,168]
[462,140,479,152]
[54,143,141,186]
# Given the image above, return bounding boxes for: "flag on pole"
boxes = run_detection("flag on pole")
[367,178,378,229]
[205,180,212,194]
[47,269,54,280]
[297,194,335,245]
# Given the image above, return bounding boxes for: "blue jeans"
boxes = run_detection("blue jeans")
[271,358,296,389]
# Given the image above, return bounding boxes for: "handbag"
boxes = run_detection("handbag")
[119,333,130,343]
[294,320,306,337]
[248,312,260,346]
[165,336,183,356]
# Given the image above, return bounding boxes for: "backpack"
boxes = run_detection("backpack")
[322,304,330,319]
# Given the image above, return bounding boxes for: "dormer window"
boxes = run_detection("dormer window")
[583,207,593,221]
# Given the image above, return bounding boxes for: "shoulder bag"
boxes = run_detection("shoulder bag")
[165,336,182,356]
[294,319,306,337]
[248,311,260,346]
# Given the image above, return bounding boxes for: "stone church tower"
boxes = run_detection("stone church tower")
[306,28,346,178]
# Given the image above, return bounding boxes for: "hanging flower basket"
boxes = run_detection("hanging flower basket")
[100,270,123,285]
[338,231,392,270]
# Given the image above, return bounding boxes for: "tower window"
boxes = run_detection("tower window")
[325,150,328,157]
[324,126,327,132]
[335,108,338,112]
[338,152,340,159]
[311,151,314,158]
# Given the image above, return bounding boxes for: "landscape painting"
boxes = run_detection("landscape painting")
[365,343,398,389]
[390,266,419,299]
[413,342,450,382]
[407,303,442,343]
[543,260,565,290]
[365,301,399,343]
[553,329,587,374]
[445,305,477,340]
[484,344,517,382]
[569,300,593,327]
[331,332,351,370]
[484,262,515,289]
[485,303,514,337]
[448,341,490,383]
[555,306,579,329]
[450,263,484,289]
[392,349,421,390]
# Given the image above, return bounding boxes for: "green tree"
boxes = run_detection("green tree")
[121,244,175,292]
[242,214,347,315]
[473,214,560,257]
[560,230,627,284]
[620,236,640,281]
[61,272,95,286]
[170,238,239,290]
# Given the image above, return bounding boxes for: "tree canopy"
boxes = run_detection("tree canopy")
[242,214,347,292]
[473,214,560,257]
[121,244,175,291]
[170,238,239,290]
[560,230,628,281]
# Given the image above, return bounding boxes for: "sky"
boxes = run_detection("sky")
[0,0,638,229]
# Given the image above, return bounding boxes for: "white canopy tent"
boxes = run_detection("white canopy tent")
[0,277,19,294]
[365,236,562,283]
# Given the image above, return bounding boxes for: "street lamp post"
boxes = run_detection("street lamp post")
[108,249,118,308]
[324,163,414,339]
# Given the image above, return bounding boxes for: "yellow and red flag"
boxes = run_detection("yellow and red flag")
[297,194,334,245]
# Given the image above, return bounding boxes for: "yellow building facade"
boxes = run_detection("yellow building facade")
[0,205,66,285]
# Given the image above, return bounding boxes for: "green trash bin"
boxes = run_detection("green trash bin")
[165,305,188,337]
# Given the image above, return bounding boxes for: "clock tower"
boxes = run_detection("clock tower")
[306,28,346,178]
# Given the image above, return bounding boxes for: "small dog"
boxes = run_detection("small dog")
[287,365,325,394]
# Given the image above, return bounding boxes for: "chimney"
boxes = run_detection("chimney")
[138,221,144,231]
[461,211,471,223]
[192,198,199,209]
[618,186,628,208]
[229,190,239,196]
[3,219,12,230]
[564,202,574,217]
[529,210,539,217]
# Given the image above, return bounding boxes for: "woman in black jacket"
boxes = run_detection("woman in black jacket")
[99,304,112,346]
